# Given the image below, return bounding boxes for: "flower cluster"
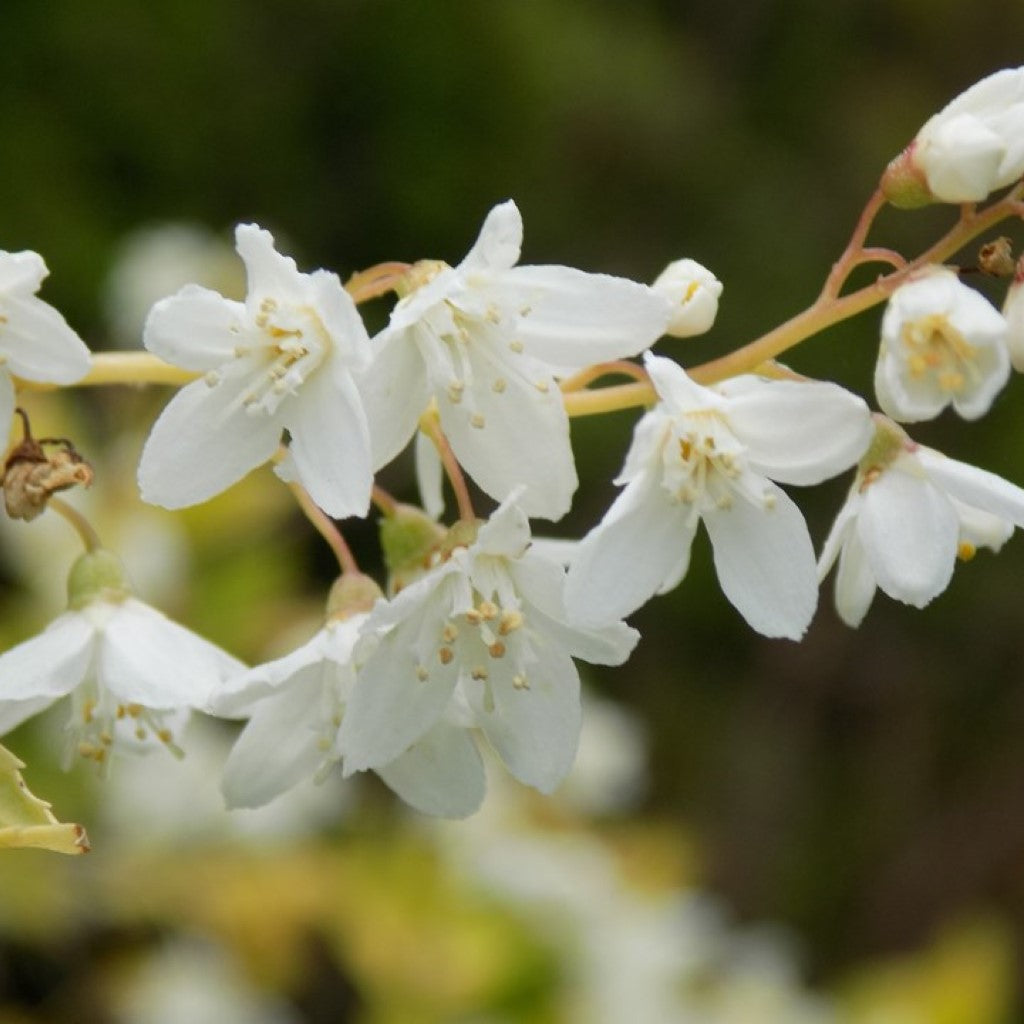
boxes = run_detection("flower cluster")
[2,66,1024,821]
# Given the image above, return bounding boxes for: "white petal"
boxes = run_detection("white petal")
[482,265,670,374]
[643,351,719,413]
[309,270,372,370]
[0,613,93,702]
[221,672,328,808]
[512,555,639,665]
[357,328,431,470]
[143,286,247,370]
[438,333,577,520]
[281,357,373,518]
[0,695,57,735]
[0,251,47,293]
[236,224,308,308]
[874,344,947,422]
[99,599,243,708]
[0,296,90,384]
[917,447,1024,527]
[0,371,14,444]
[857,468,958,606]
[474,495,532,559]
[469,645,581,793]
[375,719,485,818]
[834,527,878,627]
[817,489,860,581]
[721,377,872,485]
[137,373,282,509]
[565,469,695,627]
[211,629,330,716]
[704,484,818,639]
[415,430,445,519]
[457,200,523,274]
[340,614,459,772]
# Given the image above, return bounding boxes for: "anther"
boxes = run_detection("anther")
[470,413,486,429]
[498,609,523,635]
[492,378,507,393]
[508,340,524,354]
[415,665,430,682]
[512,673,530,690]
[442,623,458,643]
[478,601,498,620]
[471,666,488,681]
[488,641,506,658]
[438,646,454,665]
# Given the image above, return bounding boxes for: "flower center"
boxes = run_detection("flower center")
[900,313,978,394]
[224,297,329,416]
[66,672,182,772]
[662,411,769,516]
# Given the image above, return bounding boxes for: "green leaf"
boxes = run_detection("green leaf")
[0,744,89,855]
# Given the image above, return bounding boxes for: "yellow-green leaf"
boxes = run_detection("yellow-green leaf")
[0,744,89,855]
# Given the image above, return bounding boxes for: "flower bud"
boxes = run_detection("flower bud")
[66,548,131,610]
[883,67,1024,205]
[651,259,722,337]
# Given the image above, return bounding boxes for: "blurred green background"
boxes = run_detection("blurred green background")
[2,1,1024,1021]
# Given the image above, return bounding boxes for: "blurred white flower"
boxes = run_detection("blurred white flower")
[819,422,1024,626]
[0,250,90,438]
[359,199,671,520]
[103,222,242,346]
[138,224,374,518]
[566,353,872,639]
[875,267,1009,422]
[0,549,243,768]
[651,257,722,337]
[886,66,1024,204]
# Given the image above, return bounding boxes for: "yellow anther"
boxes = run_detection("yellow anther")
[478,601,499,621]
[498,609,523,635]
[135,727,146,741]
[488,641,506,658]
[99,730,113,746]
[492,378,507,393]
[156,729,173,745]
[534,380,549,393]
[958,541,977,561]
[508,339,524,353]
[442,623,458,643]
[512,673,530,690]
[471,666,488,681]
[439,646,454,665]
[470,413,486,429]
[415,665,430,682]
[465,608,483,624]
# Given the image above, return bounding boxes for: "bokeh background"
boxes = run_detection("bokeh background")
[1,1,1024,1021]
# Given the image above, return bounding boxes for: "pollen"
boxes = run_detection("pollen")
[498,609,523,635]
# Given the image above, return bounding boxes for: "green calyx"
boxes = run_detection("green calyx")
[66,549,131,610]
[858,416,907,474]
[880,146,934,210]
[326,573,384,622]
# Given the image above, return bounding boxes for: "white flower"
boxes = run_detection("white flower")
[359,200,671,520]
[0,250,90,435]
[903,66,1024,204]
[651,258,722,337]
[565,353,872,639]
[137,224,374,518]
[875,267,1009,422]
[215,607,486,818]
[818,422,1024,627]
[0,549,243,767]
[339,496,639,795]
